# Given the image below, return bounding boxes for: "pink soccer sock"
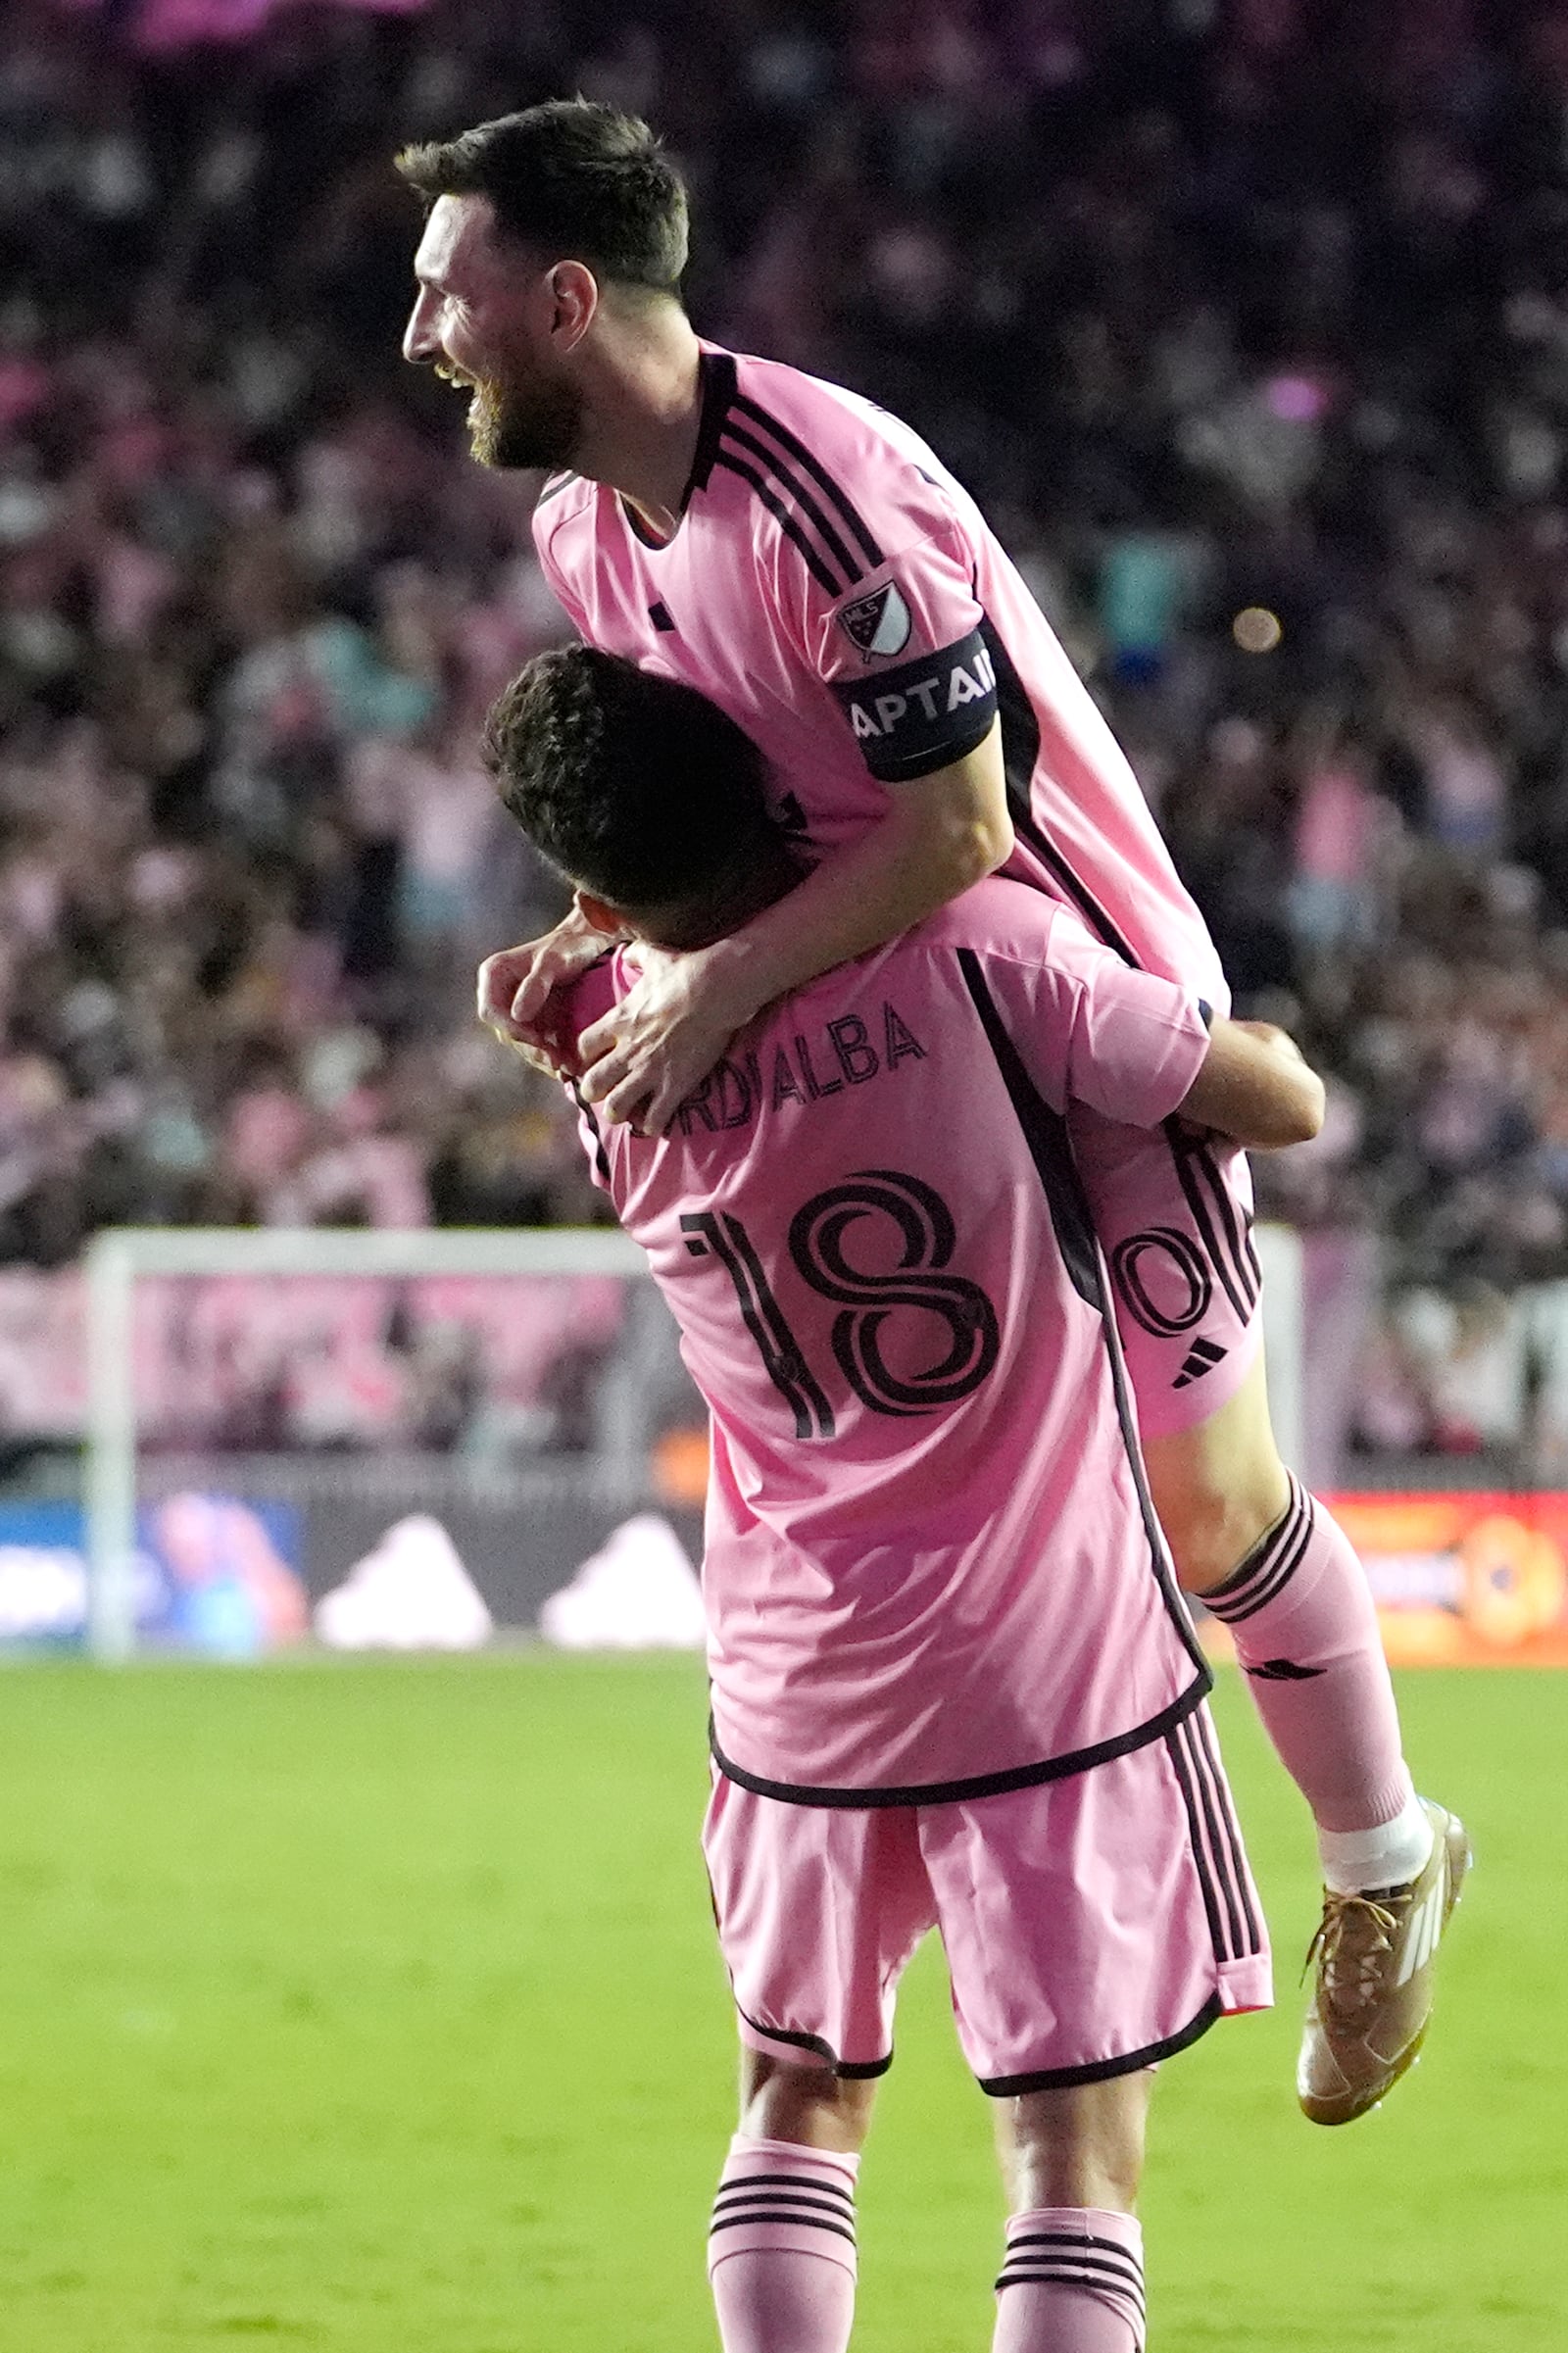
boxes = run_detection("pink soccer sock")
[993,2207,1145,2352]
[1200,1473,1413,1837]
[708,2134,858,2353]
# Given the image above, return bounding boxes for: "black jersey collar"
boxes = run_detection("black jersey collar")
[617,347,738,550]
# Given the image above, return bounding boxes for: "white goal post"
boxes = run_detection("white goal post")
[80,1219,1305,1665]
[82,1224,648,1664]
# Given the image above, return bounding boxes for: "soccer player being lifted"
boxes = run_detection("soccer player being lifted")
[398,100,1469,2131]
[485,641,1315,2353]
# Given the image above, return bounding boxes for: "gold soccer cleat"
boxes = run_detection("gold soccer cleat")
[1297,1799,1472,2128]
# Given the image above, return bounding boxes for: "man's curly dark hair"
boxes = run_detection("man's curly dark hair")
[483,646,780,918]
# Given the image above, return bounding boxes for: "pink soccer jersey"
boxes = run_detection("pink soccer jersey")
[534,343,1224,1005]
[561,878,1215,1802]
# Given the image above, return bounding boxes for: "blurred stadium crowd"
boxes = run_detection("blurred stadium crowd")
[8,0,1568,1459]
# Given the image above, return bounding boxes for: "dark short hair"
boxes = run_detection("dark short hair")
[484,647,776,913]
[395,99,688,294]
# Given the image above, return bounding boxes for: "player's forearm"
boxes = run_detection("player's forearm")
[702,777,1011,1025]
[1178,1019,1326,1149]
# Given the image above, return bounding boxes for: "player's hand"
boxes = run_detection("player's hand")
[476,906,616,1077]
[576,943,745,1136]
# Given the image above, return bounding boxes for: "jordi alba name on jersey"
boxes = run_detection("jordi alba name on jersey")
[534,343,1226,1006]
[564,882,1215,1804]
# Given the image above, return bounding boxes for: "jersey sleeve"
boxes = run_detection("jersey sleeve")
[554,956,624,1193]
[765,450,998,783]
[974,912,1213,1131]
[531,477,592,638]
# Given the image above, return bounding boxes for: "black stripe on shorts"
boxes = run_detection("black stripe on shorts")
[1165,1716,1262,1964]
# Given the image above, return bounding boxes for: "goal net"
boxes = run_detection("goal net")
[74,1225,705,1663]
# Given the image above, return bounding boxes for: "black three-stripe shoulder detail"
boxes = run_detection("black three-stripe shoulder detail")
[718,417,866,589]
[533,469,579,511]
[715,450,843,594]
[731,393,885,566]
[683,350,738,503]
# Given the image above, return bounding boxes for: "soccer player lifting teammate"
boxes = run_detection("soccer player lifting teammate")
[483,642,1310,2353]
[396,100,1468,2131]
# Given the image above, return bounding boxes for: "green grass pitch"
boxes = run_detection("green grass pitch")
[0,1656,1561,2351]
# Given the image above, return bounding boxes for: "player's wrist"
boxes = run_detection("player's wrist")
[691,928,775,1027]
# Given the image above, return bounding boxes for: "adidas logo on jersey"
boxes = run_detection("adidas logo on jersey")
[837,581,912,659]
[1172,1335,1228,1389]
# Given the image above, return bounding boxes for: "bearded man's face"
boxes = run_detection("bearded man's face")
[406,194,584,472]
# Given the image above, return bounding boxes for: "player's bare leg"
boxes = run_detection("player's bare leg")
[1142,1354,1470,2124]
[708,2054,873,2353]
[991,2072,1152,2351]
[738,2050,878,2152]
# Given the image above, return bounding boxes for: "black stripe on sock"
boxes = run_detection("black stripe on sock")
[997,2254,1145,2308]
[719,420,865,586]
[997,2267,1145,2315]
[729,394,885,566]
[712,2187,856,2219]
[1201,1478,1307,1622]
[1207,1483,1313,1627]
[711,2201,856,2237]
[714,453,847,594]
[709,2211,858,2247]
[1003,2235,1145,2290]
[715,2172,856,2202]
[993,2258,1144,2315]
[712,2185,856,2220]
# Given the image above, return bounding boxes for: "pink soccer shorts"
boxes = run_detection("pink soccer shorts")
[1070,1108,1264,1443]
[703,1702,1273,2091]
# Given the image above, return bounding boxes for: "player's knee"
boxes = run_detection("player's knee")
[1155,1473,1289,1593]
[998,2075,1150,2215]
[739,2052,878,2152]
[1144,1408,1293,1595]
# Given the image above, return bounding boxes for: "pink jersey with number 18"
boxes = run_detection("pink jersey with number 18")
[561,877,1215,1804]
[534,342,1224,1005]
